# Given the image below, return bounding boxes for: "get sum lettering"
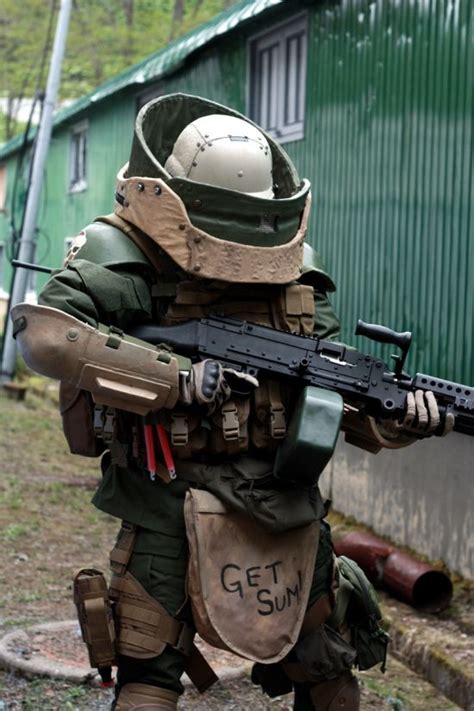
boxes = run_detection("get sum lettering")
[220,560,303,616]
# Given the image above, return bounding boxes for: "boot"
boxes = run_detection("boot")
[115,683,178,710]
[310,673,360,710]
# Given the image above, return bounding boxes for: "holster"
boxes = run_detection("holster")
[73,568,117,672]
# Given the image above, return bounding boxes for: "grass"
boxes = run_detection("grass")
[0,381,466,710]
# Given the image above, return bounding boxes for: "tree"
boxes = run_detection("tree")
[0,0,240,143]
[170,0,185,40]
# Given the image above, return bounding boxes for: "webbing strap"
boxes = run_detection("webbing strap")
[116,601,180,644]
[83,598,110,641]
[119,628,164,655]
[186,643,219,693]
[109,522,137,575]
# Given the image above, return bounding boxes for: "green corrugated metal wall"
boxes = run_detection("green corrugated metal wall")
[297,0,473,384]
[42,97,137,269]
[1,0,472,383]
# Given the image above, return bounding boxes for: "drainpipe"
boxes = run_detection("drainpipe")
[334,531,453,612]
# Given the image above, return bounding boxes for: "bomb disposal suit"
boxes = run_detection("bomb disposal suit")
[13,95,443,711]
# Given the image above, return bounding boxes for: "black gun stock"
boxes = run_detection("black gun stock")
[131,316,474,437]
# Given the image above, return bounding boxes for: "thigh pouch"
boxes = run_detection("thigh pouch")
[109,570,217,693]
[73,568,117,686]
[184,488,320,663]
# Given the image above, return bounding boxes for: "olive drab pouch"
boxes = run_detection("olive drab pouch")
[272,283,315,336]
[274,386,343,486]
[73,568,117,671]
[60,382,106,457]
[335,556,389,672]
[184,489,319,663]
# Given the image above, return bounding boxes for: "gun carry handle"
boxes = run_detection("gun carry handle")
[355,320,412,377]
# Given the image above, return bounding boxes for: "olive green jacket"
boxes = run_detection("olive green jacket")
[38,221,340,533]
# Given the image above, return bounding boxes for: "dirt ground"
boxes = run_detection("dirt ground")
[0,385,463,709]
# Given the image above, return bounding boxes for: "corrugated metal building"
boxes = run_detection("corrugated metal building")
[0,0,472,574]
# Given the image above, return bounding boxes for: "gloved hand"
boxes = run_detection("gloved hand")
[370,389,454,449]
[179,360,258,413]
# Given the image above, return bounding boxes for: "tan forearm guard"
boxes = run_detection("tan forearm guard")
[11,303,186,415]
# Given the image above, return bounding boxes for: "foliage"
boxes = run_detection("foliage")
[0,0,238,141]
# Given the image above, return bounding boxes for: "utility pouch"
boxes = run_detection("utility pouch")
[184,488,319,663]
[336,556,389,672]
[274,386,343,485]
[73,568,117,672]
[60,382,106,457]
[293,624,356,682]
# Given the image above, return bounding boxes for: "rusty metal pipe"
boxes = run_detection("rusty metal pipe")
[334,531,453,612]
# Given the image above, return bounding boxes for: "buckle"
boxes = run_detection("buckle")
[171,414,188,446]
[270,406,286,439]
[106,325,124,349]
[103,408,116,443]
[222,403,239,441]
[93,405,104,437]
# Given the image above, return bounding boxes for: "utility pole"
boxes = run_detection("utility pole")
[1,0,73,382]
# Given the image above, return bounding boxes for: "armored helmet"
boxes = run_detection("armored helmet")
[164,114,274,199]
[115,94,311,283]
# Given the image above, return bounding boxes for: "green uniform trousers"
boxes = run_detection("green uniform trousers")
[114,515,334,696]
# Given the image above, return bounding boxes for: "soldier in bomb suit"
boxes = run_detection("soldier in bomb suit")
[13,94,445,711]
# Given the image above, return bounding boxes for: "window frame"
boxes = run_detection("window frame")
[0,241,7,298]
[247,12,308,144]
[0,164,7,213]
[69,120,88,193]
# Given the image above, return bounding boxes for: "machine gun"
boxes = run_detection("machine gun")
[131,315,473,439]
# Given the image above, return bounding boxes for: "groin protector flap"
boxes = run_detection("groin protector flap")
[184,489,319,663]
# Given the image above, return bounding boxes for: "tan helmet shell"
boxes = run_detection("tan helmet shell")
[164,114,274,199]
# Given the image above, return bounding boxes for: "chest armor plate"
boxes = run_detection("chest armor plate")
[156,280,316,459]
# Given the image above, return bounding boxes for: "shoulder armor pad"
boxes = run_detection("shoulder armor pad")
[69,218,152,270]
[298,243,336,292]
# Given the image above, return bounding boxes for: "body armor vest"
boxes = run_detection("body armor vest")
[90,214,318,462]
[155,278,316,460]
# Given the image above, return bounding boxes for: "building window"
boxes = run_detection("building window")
[249,14,307,143]
[69,121,88,192]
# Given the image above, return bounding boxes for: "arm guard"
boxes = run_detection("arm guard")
[11,303,187,416]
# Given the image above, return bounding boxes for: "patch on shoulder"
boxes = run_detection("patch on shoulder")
[63,231,87,267]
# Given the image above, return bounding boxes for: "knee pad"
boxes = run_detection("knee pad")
[115,683,178,710]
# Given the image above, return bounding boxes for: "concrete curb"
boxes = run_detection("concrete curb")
[381,603,474,711]
[0,620,251,687]
[1,614,472,708]
[0,622,96,684]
